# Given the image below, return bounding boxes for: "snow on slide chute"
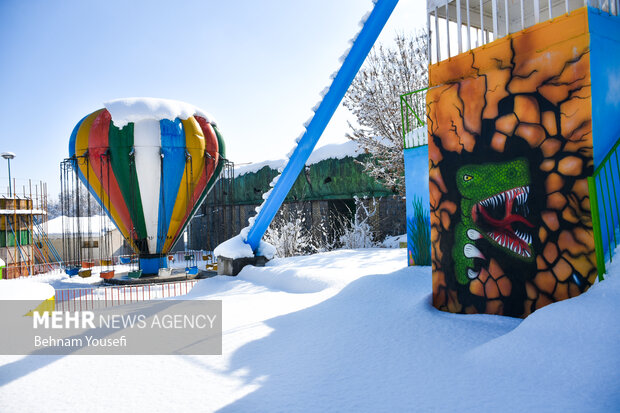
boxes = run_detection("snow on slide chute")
[68,98,226,274]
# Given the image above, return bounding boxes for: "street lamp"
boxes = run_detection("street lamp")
[1,152,15,197]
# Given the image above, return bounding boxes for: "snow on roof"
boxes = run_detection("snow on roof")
[234,159,287,178]
[234,140,363,177]
[46,215,117,236]
[104,97,215,129]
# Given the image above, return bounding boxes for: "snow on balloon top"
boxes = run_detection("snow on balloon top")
[103,97,216,129]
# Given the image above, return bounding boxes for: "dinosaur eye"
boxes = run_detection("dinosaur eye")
[463,174,473,182]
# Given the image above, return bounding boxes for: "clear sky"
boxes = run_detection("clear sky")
[0,0,425,198]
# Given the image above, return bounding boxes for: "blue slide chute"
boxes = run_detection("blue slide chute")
[245,0,399,252]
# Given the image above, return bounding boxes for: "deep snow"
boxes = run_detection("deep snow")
[0,248,618,412]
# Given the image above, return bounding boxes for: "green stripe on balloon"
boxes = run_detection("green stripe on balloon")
[107,121,148,248]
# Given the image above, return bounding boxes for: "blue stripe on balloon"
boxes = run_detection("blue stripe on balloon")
[156,118,187,253]
[68,114,88,158]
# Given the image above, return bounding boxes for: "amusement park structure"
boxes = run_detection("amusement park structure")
[0,178,59,278]
[62,98,225,278]
[212,0,620,320]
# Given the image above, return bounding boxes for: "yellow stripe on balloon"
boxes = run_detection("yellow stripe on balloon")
[74,110,137,251]
[162,117,206,252]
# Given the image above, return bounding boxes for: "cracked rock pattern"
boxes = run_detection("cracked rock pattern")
[427,11,596,317]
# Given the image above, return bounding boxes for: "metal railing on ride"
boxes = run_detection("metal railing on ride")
[426,0,607,65]
[587,136,620,280]
[400,88,428,149]
[54,279,199,312]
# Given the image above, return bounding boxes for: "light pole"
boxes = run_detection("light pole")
[1,152,15,197]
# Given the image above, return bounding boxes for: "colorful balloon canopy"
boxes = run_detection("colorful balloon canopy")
[68,98,225,257]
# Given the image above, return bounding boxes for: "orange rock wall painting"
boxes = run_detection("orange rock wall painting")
[428,8,597,317]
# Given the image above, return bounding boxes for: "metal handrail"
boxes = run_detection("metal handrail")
[587,135,620,280]
[400,88,428,149]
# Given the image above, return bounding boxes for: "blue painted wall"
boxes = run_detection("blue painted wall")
[589,7,620,166]
[404,145,430,266]
[589,7,620,260]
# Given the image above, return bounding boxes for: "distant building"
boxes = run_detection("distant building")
[46,215,128,263]
[1,196,41,277]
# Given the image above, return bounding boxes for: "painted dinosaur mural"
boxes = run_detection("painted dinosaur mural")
[428,8,597,317]
[453,158,533,285]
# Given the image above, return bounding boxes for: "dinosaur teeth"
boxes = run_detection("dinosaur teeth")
[487,229,532,257]
[515,230,531,244]
[479,185,530,209]
[506,189,515,201]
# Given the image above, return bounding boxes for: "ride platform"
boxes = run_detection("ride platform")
[103,268,217,285]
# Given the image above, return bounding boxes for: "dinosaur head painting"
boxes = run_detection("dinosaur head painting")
[453,158,534,285]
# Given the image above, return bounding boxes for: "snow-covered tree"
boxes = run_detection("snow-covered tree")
[264,216,312,258]
[264,203,330,258]
[343,32,428,195]
[338,197,378,249]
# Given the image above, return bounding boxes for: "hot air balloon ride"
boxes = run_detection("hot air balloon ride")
[65,98,225,275]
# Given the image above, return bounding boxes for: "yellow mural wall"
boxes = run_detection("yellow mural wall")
[427,8,596,317]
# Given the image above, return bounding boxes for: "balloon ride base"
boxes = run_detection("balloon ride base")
[103,268,213,286]
[217,255,269,276]
[139,257,167,275]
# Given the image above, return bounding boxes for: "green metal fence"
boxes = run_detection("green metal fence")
[587,136,620,281]
[400,88,428,149]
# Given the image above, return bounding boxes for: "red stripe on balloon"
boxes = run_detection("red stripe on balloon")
[88,110,135,240]
[195,116,219,182]
[168,116,219,247]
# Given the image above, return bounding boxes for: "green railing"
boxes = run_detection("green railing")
[400,87,428,149]
[588,136,620,281]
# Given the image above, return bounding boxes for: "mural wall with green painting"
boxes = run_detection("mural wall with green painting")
[428,8,597,318]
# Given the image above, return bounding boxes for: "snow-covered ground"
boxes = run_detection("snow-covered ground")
[0,248,618,412]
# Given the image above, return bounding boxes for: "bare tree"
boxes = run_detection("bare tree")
[343,32,428,195]
[50,185,101,218]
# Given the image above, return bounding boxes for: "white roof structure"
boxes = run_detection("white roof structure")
[46,215,117,237]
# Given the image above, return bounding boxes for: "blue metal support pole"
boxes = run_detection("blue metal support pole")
[245,0,399,252]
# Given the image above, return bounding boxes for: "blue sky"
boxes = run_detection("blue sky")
[0,0,425,197]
